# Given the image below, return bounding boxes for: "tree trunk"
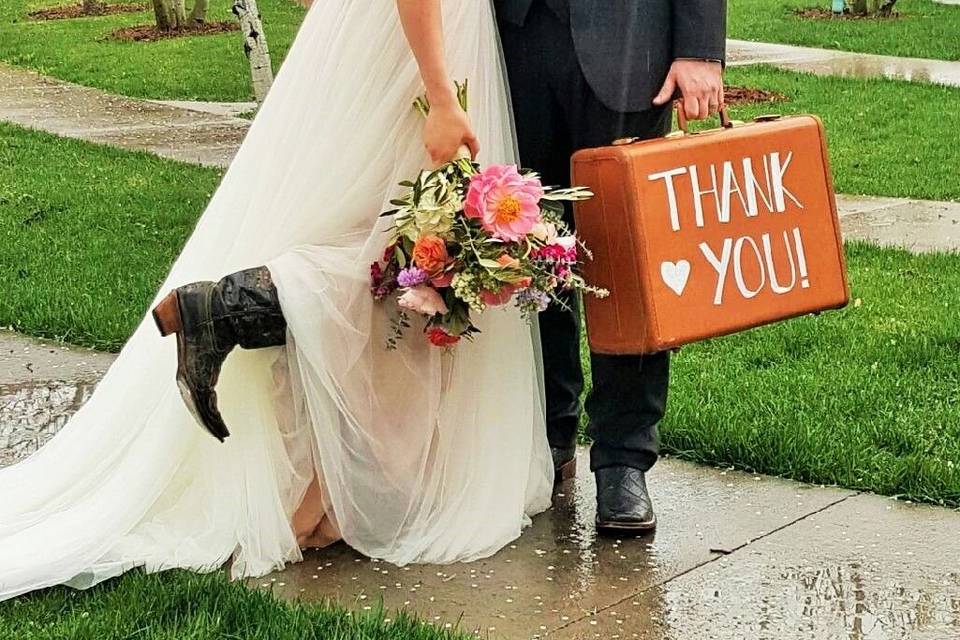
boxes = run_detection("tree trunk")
[877,0,897,16]
[849,0,868,15]
[233,0,274,102]
[152,0,186,31]
[188,0,209,24]
[82,0,104,14]
[846,0,896,15]
[172,0,187,25]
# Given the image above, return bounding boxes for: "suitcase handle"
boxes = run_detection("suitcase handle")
[674,101,733,135]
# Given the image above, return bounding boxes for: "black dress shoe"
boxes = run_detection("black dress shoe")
[551,445,577,484]
[595,466,656,535]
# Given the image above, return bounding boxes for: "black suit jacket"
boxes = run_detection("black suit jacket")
[494,0,727,112]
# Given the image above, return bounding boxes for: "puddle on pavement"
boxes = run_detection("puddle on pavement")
[629,561,960,640]
[773,563,960,638]
[0,379,95,467]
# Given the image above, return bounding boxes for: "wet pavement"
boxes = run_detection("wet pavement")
[255,452,960,640]
[727,40,960,88]
[0,64,248,168]
[557,482,960,640]
[0,331,114,467]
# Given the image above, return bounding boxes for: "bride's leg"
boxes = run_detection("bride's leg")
[153,266,287,441]
[293,473,342,549]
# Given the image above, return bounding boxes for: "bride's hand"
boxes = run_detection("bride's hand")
[424,98,480,166]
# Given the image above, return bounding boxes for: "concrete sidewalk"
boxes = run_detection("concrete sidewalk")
[260,452,960,639]
[727,39,960,88]
[0,64,248,168]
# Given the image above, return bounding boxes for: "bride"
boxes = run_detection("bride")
[0,0,553,600]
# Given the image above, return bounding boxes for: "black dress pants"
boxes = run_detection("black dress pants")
[498,0,672,472]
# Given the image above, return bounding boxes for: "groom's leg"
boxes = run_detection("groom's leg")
[499,5,584,453]
[558,57,675,475]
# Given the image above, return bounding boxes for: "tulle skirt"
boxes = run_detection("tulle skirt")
[0,0,552,600]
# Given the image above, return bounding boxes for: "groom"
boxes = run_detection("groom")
[495,0,727,534]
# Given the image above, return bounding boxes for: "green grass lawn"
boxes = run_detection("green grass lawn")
[722,66,960,202]
[0,0,306,101]
[0,122,222,350]
[0,570,470,640]
[730,0,960,61]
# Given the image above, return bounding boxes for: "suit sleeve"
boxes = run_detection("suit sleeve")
[671,0,727,63]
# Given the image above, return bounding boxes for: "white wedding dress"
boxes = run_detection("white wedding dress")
[0,0,552,600]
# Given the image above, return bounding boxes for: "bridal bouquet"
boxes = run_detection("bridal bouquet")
[370,85,607,349]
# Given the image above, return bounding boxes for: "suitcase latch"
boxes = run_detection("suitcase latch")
[612,137,641,146]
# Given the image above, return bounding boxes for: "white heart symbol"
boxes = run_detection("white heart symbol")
[660,260,691,296]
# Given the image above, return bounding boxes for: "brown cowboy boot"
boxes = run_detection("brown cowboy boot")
[152,266,287,441]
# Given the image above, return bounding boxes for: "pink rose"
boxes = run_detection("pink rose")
[464,165,544,242]
[398,285,449,316]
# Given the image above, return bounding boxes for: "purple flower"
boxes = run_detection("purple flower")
[397,266,429,288]
[517,288,551,312]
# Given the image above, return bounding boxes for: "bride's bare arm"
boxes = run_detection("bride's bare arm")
[396,0,480,164]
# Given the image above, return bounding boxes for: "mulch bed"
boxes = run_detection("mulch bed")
[28,2,146,20]
[793,7,902,20]
[109,20,239,42]
[724,86,790,106]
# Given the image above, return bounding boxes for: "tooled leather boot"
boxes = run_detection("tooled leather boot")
[595,466,657,535]
[152,266,287,441]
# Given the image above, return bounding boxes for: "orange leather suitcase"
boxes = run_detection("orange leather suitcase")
[572,108,849,355]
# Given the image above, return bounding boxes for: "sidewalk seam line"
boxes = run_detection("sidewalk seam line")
[547,490,861,636]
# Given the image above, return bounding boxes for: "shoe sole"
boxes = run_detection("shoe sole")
[595,515,657,536]
[554,457,577,484]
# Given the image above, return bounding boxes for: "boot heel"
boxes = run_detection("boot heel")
[153,291,183,337]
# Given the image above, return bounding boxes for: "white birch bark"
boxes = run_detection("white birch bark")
[232,0,274,102]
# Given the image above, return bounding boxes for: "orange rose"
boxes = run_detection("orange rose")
[412,235,449,275]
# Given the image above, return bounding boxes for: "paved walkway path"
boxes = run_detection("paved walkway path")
[265,454,960,639]
[0,64,248,168]
[727,39,960,88]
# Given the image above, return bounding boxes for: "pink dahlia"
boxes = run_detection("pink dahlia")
[464,165,544,242]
